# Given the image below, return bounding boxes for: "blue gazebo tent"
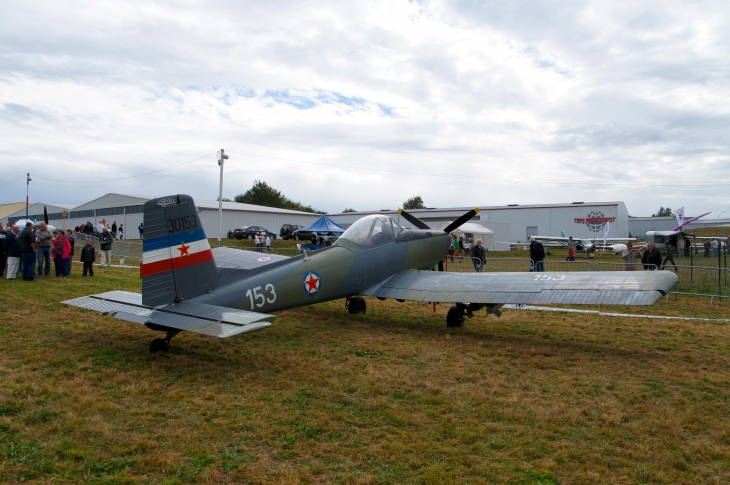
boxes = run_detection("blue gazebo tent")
[294,215,346,235]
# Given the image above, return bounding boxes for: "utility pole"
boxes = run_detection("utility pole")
[26,173,31,220]
[217,149,229,248]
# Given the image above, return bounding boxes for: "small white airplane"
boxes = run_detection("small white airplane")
[535,231,637,256]
[644,209,711,249]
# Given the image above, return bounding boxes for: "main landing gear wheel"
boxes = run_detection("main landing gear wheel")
[347,296,367,314]
[149,338,171,354]
[446,304,465,327]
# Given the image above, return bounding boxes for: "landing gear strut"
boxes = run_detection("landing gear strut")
[446,304,466,327]
[346,296,367,314]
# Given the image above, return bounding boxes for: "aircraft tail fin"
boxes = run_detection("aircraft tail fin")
[141,195,217,307]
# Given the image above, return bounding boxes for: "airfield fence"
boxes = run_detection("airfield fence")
[69,236,729,296]
[73,236,142,265]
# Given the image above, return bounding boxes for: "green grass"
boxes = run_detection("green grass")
[1,268,730,483]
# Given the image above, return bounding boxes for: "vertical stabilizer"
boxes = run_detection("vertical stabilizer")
[141,195,216,307]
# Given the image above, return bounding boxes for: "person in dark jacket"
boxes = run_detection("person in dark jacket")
[0,222,6,277]
[529,236,545,272]
[3,225,21,279]
[84,221,94,235]
[19,222,38,281]
[472,238,485,272]
[641,243,662,270]
[80,237,96,276]
[111,221,118,239]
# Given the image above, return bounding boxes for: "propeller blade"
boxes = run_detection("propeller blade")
[443,208,480,233]
[398,209,430,230]
[43,206,49,224]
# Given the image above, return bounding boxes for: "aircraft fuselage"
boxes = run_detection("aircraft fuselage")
[192,229,451,313]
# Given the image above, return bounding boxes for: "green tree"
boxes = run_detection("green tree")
[342,208,356,213]
[234,180,322,213]
[403,196,425,210]
[652,207,673,217]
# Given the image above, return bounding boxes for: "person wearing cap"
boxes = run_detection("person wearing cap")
[19,222,38,281]
[35,221,54,276]
[641,242,662,270]
[621,241,640,271]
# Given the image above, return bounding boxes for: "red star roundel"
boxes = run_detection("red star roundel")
[303,271,321,295]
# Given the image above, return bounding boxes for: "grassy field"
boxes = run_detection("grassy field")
[2,267,730,484]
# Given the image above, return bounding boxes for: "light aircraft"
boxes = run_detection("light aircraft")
[64,195,678,353]
[644,210,711,249]
[535,231,637,256]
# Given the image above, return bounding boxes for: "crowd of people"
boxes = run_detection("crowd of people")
[253,232,272,253]
[1,220,106,281]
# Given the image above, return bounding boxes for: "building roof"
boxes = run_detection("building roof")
[329,201,624,217]
[6,202,76,218]
[195,199,319,216]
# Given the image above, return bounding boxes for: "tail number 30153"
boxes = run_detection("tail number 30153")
[246,284,277,309]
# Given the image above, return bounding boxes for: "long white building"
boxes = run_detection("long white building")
[3,193,320,239]
[327,201,631,244]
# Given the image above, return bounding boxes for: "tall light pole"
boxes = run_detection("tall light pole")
[217,149,229,248]
[26,173,31,220]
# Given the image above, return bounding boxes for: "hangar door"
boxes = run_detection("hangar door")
[526,226,538,240]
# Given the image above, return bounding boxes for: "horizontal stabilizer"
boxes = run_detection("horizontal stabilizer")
[63,291,274,338]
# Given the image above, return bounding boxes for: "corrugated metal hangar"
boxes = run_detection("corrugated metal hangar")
[3,193,320,239]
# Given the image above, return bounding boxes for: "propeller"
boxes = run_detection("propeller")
[443,208,480,233]
[43,206,49,225]
[397,208,430,230]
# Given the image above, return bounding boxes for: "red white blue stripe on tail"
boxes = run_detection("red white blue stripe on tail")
[141,228,214,277]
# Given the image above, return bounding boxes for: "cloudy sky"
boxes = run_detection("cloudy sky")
[1,0,729,216]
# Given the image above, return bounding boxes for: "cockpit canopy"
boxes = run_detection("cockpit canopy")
[339,215,402,247]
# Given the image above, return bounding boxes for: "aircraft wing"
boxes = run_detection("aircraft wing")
[535,236,569,242]
[364,270,678,306]
[63,290,274,338]
[211,246,291,270]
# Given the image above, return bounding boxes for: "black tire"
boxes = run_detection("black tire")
[149,338,169,353]
[446,305,465,327]
[348,296,367,314]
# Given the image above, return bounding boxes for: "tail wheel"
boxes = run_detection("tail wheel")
[149,338,170,353]
[347,296,367,314]
[446,305,465,327]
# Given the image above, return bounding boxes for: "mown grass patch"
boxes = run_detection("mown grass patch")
[1,269,730,483]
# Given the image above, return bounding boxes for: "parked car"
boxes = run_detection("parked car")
[232,225,277,240]
[280,224,316,241]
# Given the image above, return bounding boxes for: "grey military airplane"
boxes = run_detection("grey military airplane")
[64,194,679,353]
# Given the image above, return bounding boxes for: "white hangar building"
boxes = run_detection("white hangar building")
[3,193,320,240]
[327,201,630,246]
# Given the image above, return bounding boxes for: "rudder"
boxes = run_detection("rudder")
[141,195,216,307]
